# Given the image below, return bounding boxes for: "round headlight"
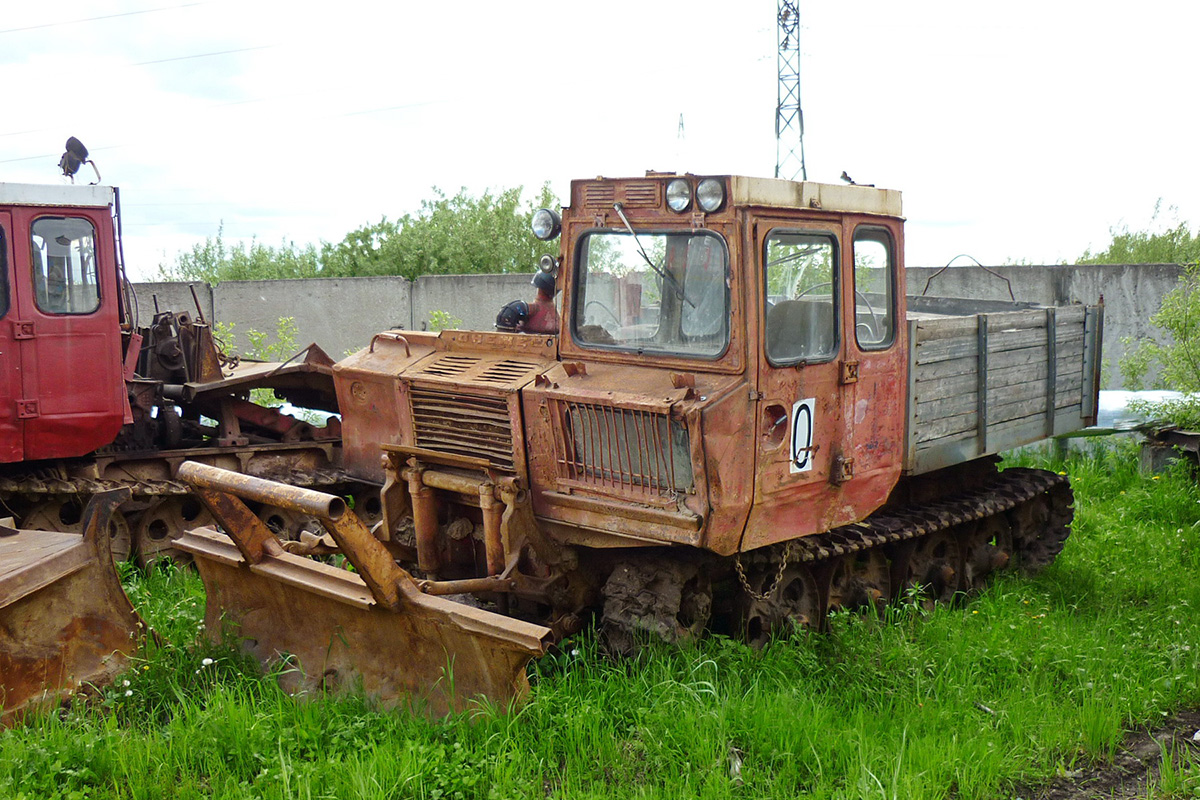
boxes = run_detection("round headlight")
[666,178,692,212]
[696,179,725,212]
[531,208,561,240]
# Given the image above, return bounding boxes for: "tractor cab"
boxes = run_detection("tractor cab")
[526,174,907,554]
[0,183,127,463]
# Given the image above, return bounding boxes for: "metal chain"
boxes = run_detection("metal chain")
[734,543,792,603]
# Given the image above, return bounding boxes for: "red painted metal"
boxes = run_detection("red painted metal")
[4,205,125,461]
[0,211,19,462]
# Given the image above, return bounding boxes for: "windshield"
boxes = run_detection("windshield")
[572,230,729,357]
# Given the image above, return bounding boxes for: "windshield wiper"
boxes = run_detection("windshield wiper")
[613,202,695,309]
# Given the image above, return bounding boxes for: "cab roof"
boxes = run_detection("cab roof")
[571,174,902,218]
[0,182,115,208]
[729,176,902,218]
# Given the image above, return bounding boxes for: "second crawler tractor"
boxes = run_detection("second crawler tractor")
[178,173,1102,710]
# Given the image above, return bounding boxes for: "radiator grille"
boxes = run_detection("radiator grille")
[411,388,514,470]
[557,402,693,498]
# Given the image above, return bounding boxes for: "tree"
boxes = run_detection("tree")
[320,183,559,280]
[1077,201,1200,265]
[157,225,322,284]
[158,184,561,283]
[1122,261,1200,390]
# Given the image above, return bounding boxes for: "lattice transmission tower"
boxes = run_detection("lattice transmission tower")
[775,0,807,181]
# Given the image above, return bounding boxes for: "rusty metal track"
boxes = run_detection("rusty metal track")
[787,467,1069,564]
[601,467,1074,649]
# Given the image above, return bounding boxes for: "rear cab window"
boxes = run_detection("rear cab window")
[852,226,896,350]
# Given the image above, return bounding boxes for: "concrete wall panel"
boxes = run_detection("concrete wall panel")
[136,262,1183,389]
[412,273,535,333]
[213,276,411,358]
[130,281,213,327]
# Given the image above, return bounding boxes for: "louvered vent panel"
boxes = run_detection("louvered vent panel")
[417,355,481,378]
[620,182,660,208]
[411,389,514,470]
[583,184,615,207]
[477,360,540,384]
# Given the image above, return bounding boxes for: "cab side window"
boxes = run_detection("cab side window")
[852,227,895,349]
[32,217,100,315]
[764,230,839,364]
[0,227,9,319]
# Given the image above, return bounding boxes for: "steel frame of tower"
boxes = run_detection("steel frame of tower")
[775,0,806,181]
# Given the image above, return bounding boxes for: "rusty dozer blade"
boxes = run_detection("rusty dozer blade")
[173,462,552,716]
[1,489,143,726]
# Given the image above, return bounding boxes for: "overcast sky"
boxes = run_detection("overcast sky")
[2,1,1197,280]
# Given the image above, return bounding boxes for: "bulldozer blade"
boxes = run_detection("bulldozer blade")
[173,462,552,716]
[1,489,143,726]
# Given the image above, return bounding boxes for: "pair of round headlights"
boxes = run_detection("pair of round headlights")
[667,177,725,213]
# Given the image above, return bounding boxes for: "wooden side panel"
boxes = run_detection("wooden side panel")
[906,305,1100,474]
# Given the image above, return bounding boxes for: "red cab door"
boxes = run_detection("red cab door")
[744,218,851,549]
[11,207,125,460]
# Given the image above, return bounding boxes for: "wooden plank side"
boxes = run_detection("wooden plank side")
[1054,305,1087,327]
[916,409,978,443]
[989,395,1057,425]
[986,328,1052,355]
[986,309,1051,331]
[916,332,1068,367]
[914,427,978,452]
[913,352,979,381]
[909,316,979,342]
[906,303,1099,475]
[912,336,978,366]
[987,410,1087,452]
[915,392,977,422]
[914,358,1083,403]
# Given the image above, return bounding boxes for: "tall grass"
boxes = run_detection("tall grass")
[3,440,1199,799]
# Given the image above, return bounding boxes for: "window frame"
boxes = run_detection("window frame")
[570,227,732,360]
[30,215,102,316]
[762,227,842,367]
[851,224,898,352]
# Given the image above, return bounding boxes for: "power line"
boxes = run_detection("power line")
[132,44,272,67]
[0,3,202,35]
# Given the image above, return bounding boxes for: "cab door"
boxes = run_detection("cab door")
[0,211,20,462]
[12,208,125,460]
[743,218,852,549]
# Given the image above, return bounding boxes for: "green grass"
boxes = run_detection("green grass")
[4,441,1200,799]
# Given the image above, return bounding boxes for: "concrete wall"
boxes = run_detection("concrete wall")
[133,262,1182,389]
[412,274,533,334]
[131,281,214,326]
[212,276,411,358]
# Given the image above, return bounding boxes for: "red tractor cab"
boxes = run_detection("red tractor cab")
[0,183,128,463]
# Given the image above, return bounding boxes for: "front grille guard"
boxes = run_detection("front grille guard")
[552,400,694,502]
